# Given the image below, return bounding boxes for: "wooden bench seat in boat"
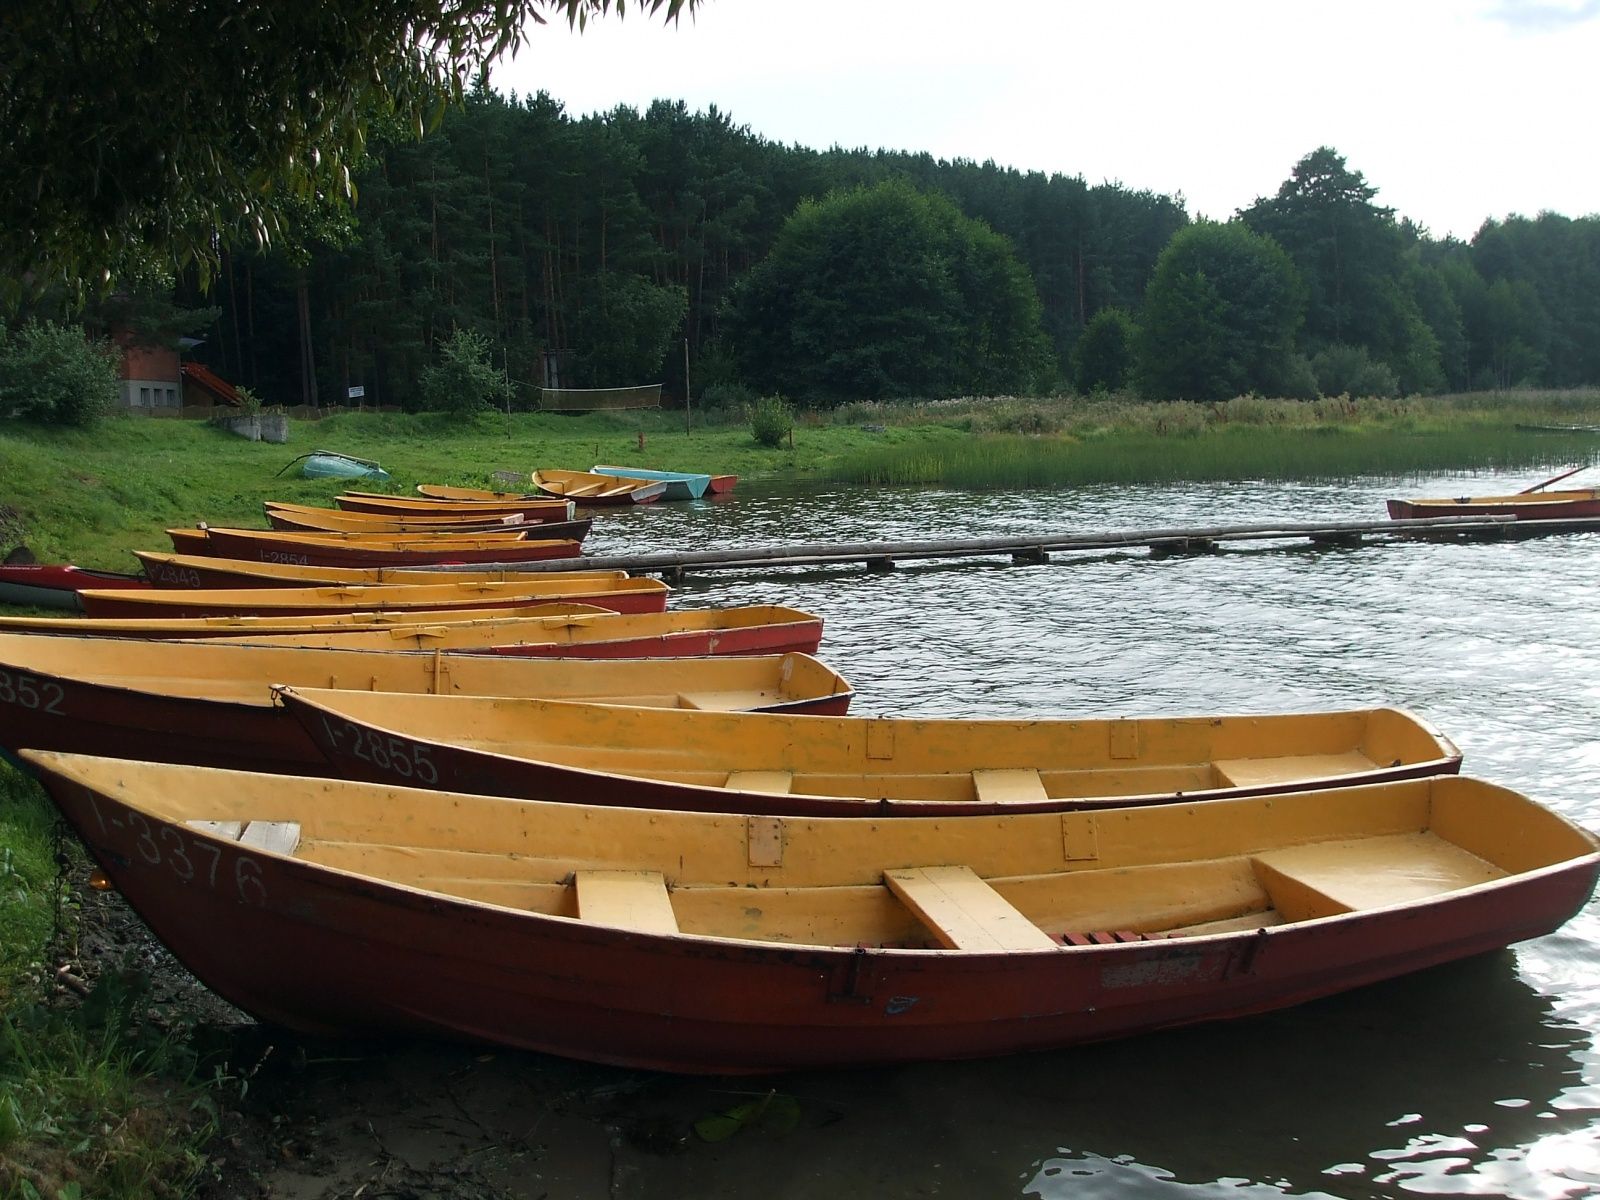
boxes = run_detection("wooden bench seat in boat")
[187,820,301,854]
[885,865,1058,951]
[679,690,775,712]
[574,869,679,933]
[972,768,1049,804]
[1212,751,1374,790]
[1251,833,1504,921]
[724,770,795,794]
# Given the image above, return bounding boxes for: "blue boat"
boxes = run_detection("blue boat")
[591,464,710,500]
[291,451,391,482]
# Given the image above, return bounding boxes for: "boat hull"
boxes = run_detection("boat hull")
[78,578,670,618]
[173,528,584,567]
[281,696,1462,818]
[0,564,151,610]
[1386,489,1600,520]
[336,494,574,522]
[27,758,1600,1074]
[591,465,710,500]
[135,551,620,590]
[533,469,669,505]
[0,641,852,774]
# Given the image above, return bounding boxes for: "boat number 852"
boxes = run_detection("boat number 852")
[0,670,65,715]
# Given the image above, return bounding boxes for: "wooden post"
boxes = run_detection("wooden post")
[683,337,692,433]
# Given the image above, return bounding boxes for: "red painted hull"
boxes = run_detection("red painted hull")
[336,496,573,522]
[78,586,667,619]
[479,622,822,659]
[0,673,319,771]
[0,563,151,610]
[138,551,608,590]
[180,529,584,567]
[31,766,1600,1074]
[707,474,738,495]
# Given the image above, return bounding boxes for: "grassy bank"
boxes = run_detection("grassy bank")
[6,390,1600,567]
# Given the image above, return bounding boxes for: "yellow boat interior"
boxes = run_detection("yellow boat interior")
[30,753,1596,953]
[285,688,1457,805]
[0,633,849,710]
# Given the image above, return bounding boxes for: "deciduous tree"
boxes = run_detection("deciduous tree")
[0,0,692,300]
[1135,221,1304,401]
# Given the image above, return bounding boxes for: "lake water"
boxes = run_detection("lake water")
[530,470,1600,1199]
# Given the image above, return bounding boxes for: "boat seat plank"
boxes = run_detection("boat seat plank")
[885,865,1058,952]
[1252,833,1503,920]
[239,821,302,855]
[186,820,245,841]
[678,690,774,712]
[1213,751,1372,789]
[725,770,795,794]
[972,768,1049,804]
[574,869,679,934]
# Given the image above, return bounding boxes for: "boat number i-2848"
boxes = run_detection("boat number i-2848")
[0,670,66,715]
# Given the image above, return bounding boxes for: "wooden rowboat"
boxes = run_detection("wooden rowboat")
[708,474,738,495]
[416,484,537,501]
[0,604,823,657]
[336,493,574,522]
[0,602,616,640]
[265,506,534,535]
[0,635,852,772]
[135,551,623,591]
[591,465,710,500]
[25,751,1597,1073]
[78,576,671,619]
[1386,489,1600,520]
[166,527,584,567]
[277,690,1462,816]
[218,604,824,657]
[0,562,151,610]
[533,468,668,505]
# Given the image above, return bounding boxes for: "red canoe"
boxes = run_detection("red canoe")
[0,563,151,610]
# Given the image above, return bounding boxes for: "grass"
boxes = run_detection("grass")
[0,763,218,1199]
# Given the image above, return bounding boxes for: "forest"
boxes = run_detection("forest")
[23,86,1600,412]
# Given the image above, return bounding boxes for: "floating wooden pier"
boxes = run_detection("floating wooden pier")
[439,513,1600,581]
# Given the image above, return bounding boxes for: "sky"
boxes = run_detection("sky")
[492,0,1600,241]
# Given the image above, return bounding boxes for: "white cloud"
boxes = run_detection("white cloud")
[493,0,1600,239]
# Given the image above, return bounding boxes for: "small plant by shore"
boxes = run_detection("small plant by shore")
[746,394,794,447]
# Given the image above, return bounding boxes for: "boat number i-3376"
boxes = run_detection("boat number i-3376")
[320,715,438,785]
[81,794,269,906]
[0,670,66,715]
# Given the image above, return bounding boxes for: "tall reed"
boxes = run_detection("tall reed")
[831,427,1600,489]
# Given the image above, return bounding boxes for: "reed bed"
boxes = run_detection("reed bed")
[830,392,1600,488]
[833,428,1600,489]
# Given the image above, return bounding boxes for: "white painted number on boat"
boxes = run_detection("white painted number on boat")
[1100,951,1211,990]
[80,796,268,905]
[324,715,438,785]
[157,565,203,587]
[0,670,66,715]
